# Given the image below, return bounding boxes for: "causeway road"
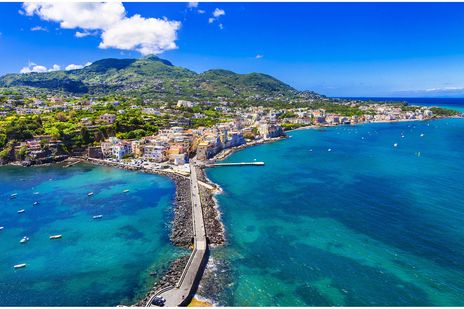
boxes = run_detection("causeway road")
[148,161,208,307]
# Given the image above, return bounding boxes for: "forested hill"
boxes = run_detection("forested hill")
[0,55,323,101]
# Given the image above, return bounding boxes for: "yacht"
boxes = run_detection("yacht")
[20,236,29,244]
[14,263,27,269]
[0,226,4,231]
[123,189,129,193]
[33,192,39,195]
[87,192,94,197]
[10,193,17,199]
[393,143,398,147]
[49,235,62,240]
[17,209,25,214]
[93,215,103,219]
[33,201,39,206]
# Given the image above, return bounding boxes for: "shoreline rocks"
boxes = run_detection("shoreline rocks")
[134,255,190,307]
[196,167,225,246]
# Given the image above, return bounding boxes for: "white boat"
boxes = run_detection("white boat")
[14,263,27,269]
[328,148,332,152]
[33,192,39,195]
[10,193,17,199]
[87,192,94,197]
[393,143,398,147]
[123,189,129,193]
[49,235,62,240]
[33,201,39,206]
[93,215,103,219]
[20,236,29,244]
[420,133,425,137]
[17,209,25,214]
[0,226,4,231]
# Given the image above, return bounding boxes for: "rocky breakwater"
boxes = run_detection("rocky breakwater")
[196,167,225,246]
[134,256,190,307]
[169,174,194,247]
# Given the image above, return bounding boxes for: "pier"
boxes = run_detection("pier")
[147,161,208,307]
[207,161,265,167]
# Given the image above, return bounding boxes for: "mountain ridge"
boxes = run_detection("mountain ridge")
[0,56,323,101]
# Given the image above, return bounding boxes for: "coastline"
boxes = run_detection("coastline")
[1,115,461,307]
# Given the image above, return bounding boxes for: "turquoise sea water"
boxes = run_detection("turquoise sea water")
[0,163,182,306]
[206,118,464,306]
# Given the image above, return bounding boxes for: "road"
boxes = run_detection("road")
[147,161,208,307]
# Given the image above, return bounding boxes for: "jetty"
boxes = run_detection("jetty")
[207,161,265,167]
[147,161,208,307]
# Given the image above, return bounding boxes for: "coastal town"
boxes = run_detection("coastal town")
[1,89,462,307]
[0,89,458,168]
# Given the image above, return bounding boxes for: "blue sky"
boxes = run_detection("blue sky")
[1,2,464,97]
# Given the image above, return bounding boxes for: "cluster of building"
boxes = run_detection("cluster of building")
[280,105,435,127]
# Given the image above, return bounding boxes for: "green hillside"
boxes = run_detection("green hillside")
[0,56,320,101]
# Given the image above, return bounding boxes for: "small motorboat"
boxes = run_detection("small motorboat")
[123,189,129,193]
[87,192,94,197]
[17,209,25,214]
[49,235,62,240]
[0,226,4,231]
[328,148,332,152]
[14,263,27,269]
[10,193,17,199]
[33,192,39,195]
[33,201,39,206]
[93,215,103,220]
[420,133,425,137]
[393,143,398,147]
[20,236,29,244]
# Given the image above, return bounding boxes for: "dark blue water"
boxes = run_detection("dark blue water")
[347,97,464,113]
[207,118,464,306]
[0,163,183,306]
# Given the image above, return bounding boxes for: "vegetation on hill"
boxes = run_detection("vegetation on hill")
[0,56,314,102]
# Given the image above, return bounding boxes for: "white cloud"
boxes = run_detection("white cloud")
[21,2,181,55]
[20,62,60,73]
[208,8,225,25]
[256,54,264,59]
[22,2,125,30]
[65,62,92,71]
[213,8,225,18]
[48,64,61,72]
[75,30,97,38]
[187,2,198,9]
[99,15,180,55]
[30,25,47,32]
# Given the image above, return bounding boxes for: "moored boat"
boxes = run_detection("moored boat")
[33,201,39,206]
[87,192,94,197]
[10,193,17,199]
[17,209,25,214]
[0,226,4,231]
[93,215,103,219]
[20,236,29,244]
[123,189,129,193]
[49,235,62,239]
[14,263,27,269]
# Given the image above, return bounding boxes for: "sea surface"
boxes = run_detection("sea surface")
[206,116,464,305]
[349,97,464,113]
[0,163,182,306]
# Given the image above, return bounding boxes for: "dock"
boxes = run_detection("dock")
[207,161,265,167]
[147,161,208,307]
